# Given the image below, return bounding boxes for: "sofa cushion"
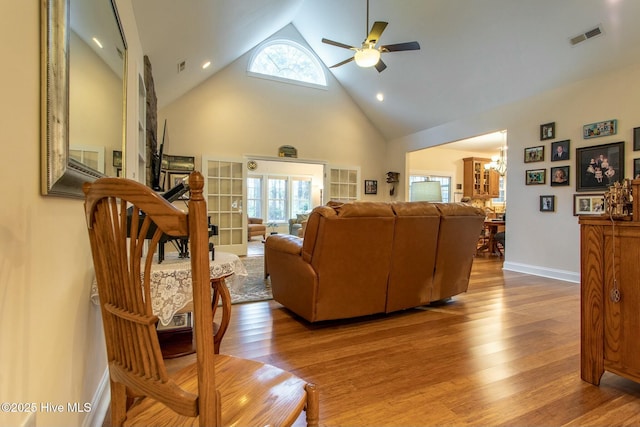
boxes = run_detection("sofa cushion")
[333,201,395,218]
[386,201,441,311]
[390,201,440,216]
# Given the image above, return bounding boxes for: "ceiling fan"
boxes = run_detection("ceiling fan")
[321,0,421,72]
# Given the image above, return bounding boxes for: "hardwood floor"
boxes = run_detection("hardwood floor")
[110,256,640,426]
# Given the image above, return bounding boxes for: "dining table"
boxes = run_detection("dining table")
[478,219,505,256]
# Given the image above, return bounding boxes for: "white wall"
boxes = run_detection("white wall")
[389,62,640,282]
[0,2,144,426]
[157,24,389,202]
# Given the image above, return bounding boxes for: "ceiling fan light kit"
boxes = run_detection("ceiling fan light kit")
[354,47,381,67]
[322,0,420,72]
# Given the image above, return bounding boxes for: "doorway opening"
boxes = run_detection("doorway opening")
[245,158,324,237]
[406,130,507,214]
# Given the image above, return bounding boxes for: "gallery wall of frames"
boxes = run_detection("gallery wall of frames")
[522,119,640,215]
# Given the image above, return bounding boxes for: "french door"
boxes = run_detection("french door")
[203,157,247,256]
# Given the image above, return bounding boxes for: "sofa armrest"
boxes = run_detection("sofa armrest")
[266,234,303,255]
[248,217,263,224]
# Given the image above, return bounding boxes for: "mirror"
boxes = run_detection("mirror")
[41,0,127,197]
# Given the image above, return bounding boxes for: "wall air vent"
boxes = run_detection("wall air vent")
[570,25,603,46]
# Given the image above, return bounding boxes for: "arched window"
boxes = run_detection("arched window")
[248,40,327,88]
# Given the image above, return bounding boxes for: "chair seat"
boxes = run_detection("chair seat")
[124,354,310,426]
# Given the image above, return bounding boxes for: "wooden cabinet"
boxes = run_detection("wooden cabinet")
[580,216,640,385]
[463,157,499,199]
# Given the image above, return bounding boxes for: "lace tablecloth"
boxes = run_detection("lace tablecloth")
[90,251,247,326]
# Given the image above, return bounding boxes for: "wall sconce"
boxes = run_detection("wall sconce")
[386,171,400,196]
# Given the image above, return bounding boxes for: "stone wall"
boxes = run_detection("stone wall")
[144,55,158,187]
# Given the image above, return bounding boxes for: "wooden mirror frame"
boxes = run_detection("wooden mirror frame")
[41,0,127,198]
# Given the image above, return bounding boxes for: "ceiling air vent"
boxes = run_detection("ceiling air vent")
[570,25,603,46]
[177,60,186,73]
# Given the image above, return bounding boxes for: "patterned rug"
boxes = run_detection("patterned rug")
[229,255,272,304]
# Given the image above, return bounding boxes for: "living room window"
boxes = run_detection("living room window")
[248,39,327,88]
[268,177,288,222]
[249,174,312,223]
[409,175,451,202]
[291,179,312,214]
[247,177,263,218]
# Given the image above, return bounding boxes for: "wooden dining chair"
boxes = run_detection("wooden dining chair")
[84,171,319,427]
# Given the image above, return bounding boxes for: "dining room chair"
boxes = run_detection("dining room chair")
[83,171,319,427]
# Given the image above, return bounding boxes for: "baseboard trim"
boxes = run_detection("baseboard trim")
[503,261,579,283]
[83,368,110,427]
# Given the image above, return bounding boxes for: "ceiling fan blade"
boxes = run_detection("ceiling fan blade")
[329,56,355,68]
[380,41,421,52]
[322,38,356,50]
[366,21,388,45]
[375,59,387,73]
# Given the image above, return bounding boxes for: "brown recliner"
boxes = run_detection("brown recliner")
[432,203,486,301]
[265,201,484,322]
[247,217,266,241]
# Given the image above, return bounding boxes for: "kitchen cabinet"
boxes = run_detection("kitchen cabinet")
[463,157,499,199]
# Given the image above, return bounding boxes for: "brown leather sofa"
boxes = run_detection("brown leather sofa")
[265,201,485,322]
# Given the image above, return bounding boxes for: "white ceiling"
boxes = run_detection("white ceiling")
[131,0,640,151]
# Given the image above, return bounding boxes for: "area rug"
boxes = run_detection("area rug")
[229,255,272,304]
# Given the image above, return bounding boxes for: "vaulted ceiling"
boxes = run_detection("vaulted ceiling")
[132,0,640,146]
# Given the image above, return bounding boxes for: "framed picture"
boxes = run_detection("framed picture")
[540,122,555,140]
[364,180,377,195]
[551,140,570,161]
[524,146,544,163]
[634,158,640,179]
[575,141,624,192]
[156,312,192,331]
[168,172,189,189]
[634,127,640,151]
[113,150,122,168]
[573,193,606,216]
[526,169,546,185]
[550,166,570,186]
[583,119,617,139]
[540,195,555,212]
[165,155,195,171]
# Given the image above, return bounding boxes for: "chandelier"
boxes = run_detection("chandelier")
[485,146,507,176]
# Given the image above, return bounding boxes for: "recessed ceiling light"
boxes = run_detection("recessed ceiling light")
[376,93,384,102]
[92,37,103,49]
[202,61,211,70]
